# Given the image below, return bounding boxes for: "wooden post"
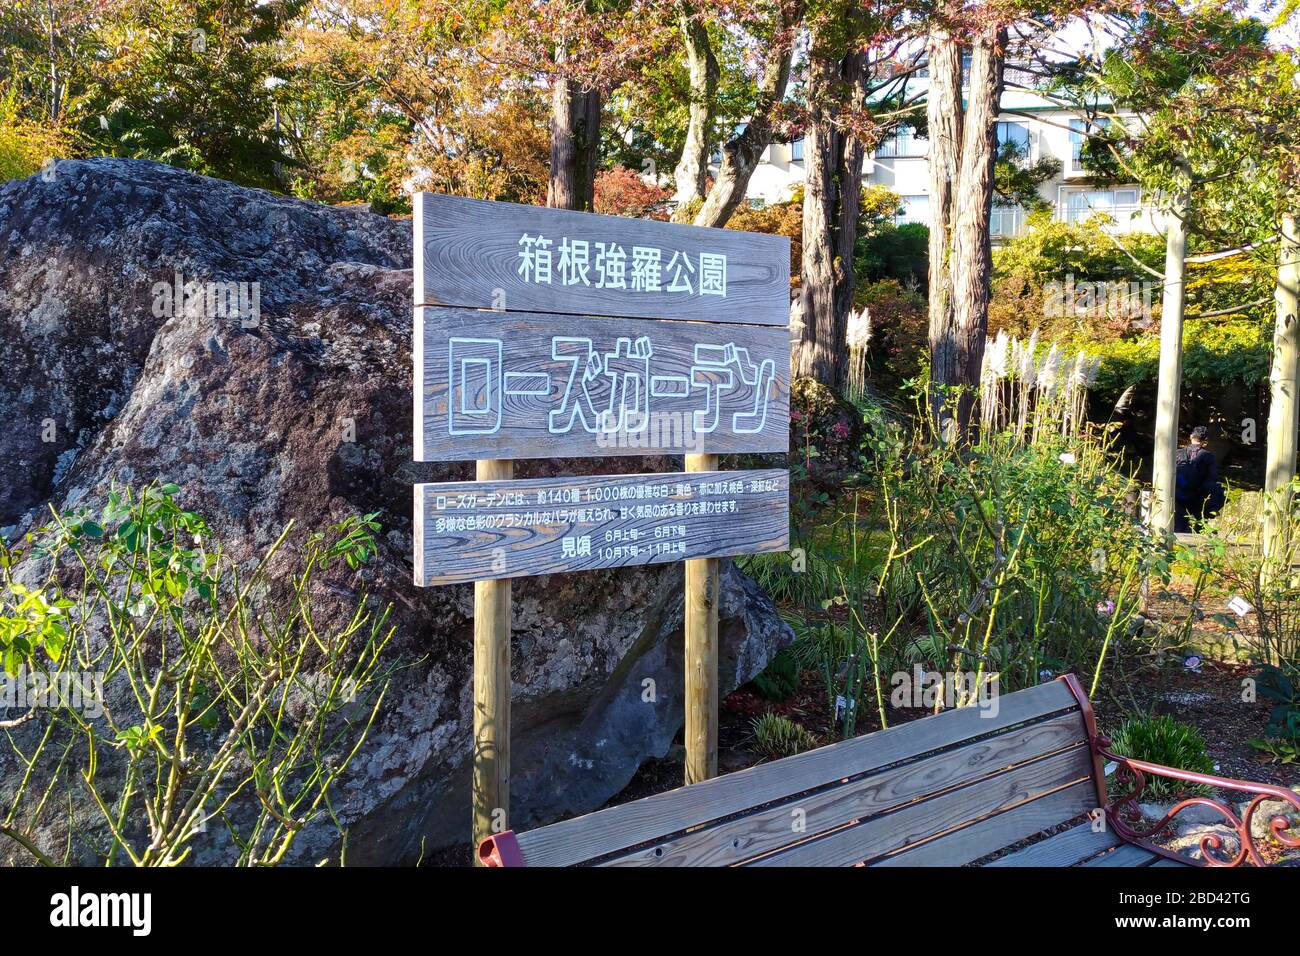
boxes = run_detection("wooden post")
[1151,186,1190,535]
[1264,212,1300,568]
[684,452,719,785]
[472,457,512,861]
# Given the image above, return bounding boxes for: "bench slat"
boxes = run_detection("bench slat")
[875,784,1099,867]
[516,680,1081,866]
[744,745,1093,867]
[601,711,1086,866]
[1079,842,1161,867]
[982,821,1120,867]
[1151,856,1193,867]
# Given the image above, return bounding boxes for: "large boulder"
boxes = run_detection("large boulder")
[0,159,791,864]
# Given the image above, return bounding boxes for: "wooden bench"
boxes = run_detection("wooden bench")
[479,675,1300,867]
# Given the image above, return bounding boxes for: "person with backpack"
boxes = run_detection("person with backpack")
[1174,426,1221,532]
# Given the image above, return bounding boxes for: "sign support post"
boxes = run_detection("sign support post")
[684,452,719,785]
[472,457,512,860]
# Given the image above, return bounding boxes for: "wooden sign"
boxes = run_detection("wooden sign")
[410,193,793,830]
[414,470,788,586]
[414,307,789,461]
[414,193,790,325]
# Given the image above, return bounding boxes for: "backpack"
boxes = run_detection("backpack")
[1174,447,1200,504]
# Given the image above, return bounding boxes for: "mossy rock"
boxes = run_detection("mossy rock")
[789,377,864,489]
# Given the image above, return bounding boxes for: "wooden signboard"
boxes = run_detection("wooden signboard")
[414,193,790,325]
[414,307,789,461]
[415,470,788,585]
[411,194,791,852]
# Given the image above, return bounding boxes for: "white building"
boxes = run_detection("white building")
[730,69,1161,242]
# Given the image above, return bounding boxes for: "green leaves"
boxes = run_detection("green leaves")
[1108,713,1216,801]
[323,512,382,570]
[0,582,71,674]
[117,722,164,757]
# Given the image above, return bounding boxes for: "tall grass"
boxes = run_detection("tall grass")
[746,400,1159,736]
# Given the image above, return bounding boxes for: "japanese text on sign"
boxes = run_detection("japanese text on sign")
[517,234,727,297]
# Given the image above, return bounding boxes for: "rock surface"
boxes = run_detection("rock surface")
[0,159,792,864]
[1241,786,1300,843]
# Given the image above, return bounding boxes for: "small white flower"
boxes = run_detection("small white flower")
[1059,452,1076,465]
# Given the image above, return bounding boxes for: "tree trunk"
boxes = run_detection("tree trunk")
[575,85,601,210]
[671,2,717,219]
[832,50,870,339]
[1264,212,1300,564]
[1150,186,1191,535]
[548,64,600,211]
[925,29,964,435]
[943,30,1005,438]
[793,53,843,386]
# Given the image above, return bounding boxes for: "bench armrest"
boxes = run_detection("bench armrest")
[1095,740,1300,867]
[478,830,526,867]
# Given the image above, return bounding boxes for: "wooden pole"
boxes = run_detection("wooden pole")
[472,457,512,861]
[684,452,719,785]
[1151,186,1190,535]
[1264,212,1300,568]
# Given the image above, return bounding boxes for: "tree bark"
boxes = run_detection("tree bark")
[793,55,841,385]
[926,24,1004,441]
[944,30,1005,438]
[575,85,602,210]
[792,44,868,389]
[1263,212,1300,564]
[671,2,718,218]
[548,63,601,211]
[1150,185,1191,535]
[925,33,962,388]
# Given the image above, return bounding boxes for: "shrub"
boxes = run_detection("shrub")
[1107,715,1215,801]
[748,646,801,702]
[1258,663,1300,739]
[0,87,73,182]
[0,484,393,866]
[1194,481,1300,670]
[751,713,817,760]
[593,165,672,219]
[864,413,1157,696]
[854,279,928,389]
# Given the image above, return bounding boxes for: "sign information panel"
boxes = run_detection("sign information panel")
[414,307,789,461]
[415,470,788,586]
[414,193,790,325]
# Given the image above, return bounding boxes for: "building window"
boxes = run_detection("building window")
[990,204,1025,238]
[1069,117,1109,172]
[791,138,804,162]
[877,125,923,159]
[1064,188,1140,225]
[996,121,1030,163]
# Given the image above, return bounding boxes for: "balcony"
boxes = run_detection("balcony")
[1062,199,1143,233]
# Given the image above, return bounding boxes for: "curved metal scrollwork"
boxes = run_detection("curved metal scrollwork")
[1097,735,1300,867]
